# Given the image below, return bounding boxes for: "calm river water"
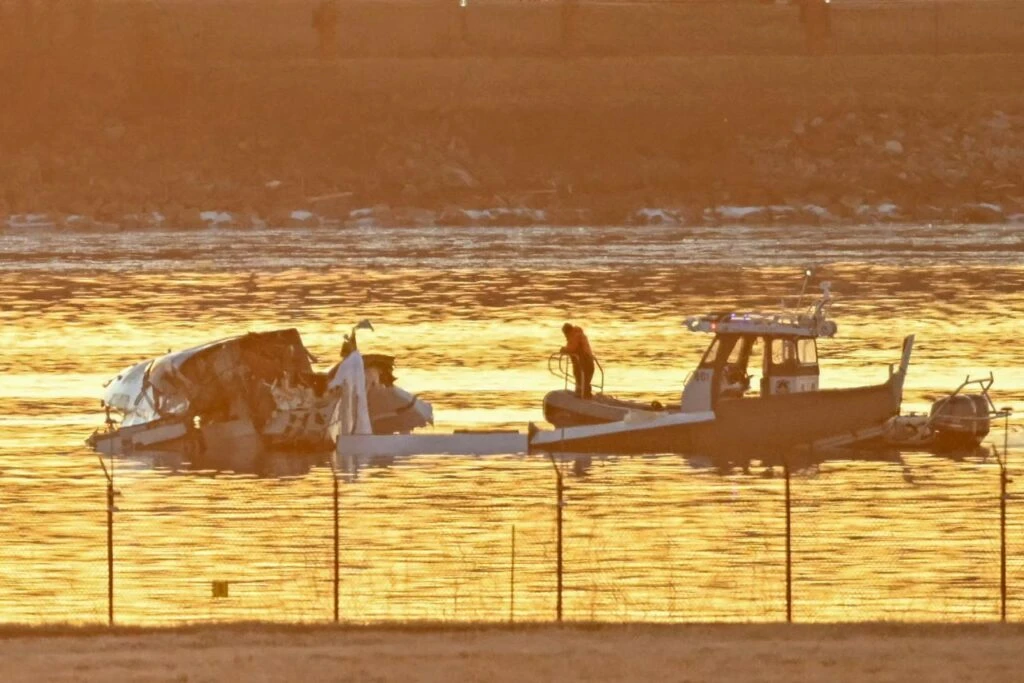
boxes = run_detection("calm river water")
[1,223,1022,625]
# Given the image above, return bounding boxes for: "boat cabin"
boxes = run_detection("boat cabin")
[680,331,821,411]
[679,283,837,413]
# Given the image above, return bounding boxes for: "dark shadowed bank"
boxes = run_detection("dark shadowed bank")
[2,1,1024,231]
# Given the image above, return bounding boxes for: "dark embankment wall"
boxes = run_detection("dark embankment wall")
[2,1,1023,226]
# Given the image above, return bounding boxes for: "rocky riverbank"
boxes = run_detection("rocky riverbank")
[3,10,1024,234]
[4,101,1022,232]
[4,107,1019,232]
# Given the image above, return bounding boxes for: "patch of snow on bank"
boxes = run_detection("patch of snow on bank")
[6,213,56,229]
[803,204,832,218]
[200,211,234,225]
[633,208,682,225]
[463,207,546,223]
[346,208,380,228]
[714,206,765,219]
[856,203,900,217]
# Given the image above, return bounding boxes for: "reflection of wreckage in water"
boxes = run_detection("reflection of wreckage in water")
[87,326,433,457]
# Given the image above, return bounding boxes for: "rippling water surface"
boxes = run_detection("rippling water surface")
[1,223,1022,624]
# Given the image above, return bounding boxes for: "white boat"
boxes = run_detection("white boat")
[532,271,1009,457]
[530,277,916,455]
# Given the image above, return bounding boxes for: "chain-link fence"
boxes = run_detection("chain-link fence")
[3,434,1019,626]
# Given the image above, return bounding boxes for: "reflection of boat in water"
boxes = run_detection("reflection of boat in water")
[87,322,433,458]
[532,275,1007,456]
[341,444,915,481]
[113,445,327,479]
[531,276,915,456]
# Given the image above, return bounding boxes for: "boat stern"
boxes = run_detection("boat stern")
[889,334,915,406]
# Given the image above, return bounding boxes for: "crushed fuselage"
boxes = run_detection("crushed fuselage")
[88,328,432,457]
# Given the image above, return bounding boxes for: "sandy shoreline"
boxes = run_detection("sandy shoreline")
[2,623,1023,682]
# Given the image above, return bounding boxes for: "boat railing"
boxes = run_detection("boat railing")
[930,372,1012,423]
[900,372,1013,431]
[548,352,605,396]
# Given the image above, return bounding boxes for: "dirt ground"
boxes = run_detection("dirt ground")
[1,624,1023,683]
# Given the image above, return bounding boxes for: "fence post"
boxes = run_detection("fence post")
[510,524,516,623]
[1000,451,1007,623]
[784,456,792,624]
[459,0,469,45]
[331,457,340,624]
[998,410,1010,623]
[548,453,564,623]
[98,455,114,626]
[107,474,114,626]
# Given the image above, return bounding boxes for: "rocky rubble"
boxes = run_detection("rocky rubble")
[2,106,1023,231]
[732,108,1024,224]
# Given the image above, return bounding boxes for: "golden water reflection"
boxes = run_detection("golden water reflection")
[1,225,1022,624]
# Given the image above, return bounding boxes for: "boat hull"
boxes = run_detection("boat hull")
[531,379,902,456]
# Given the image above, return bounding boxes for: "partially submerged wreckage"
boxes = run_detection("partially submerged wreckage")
[87,323,433,457]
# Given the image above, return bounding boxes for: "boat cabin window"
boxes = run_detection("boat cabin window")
[770,337,819,373]
[748,336,765,379]
[771,338,797,368]
[797,338,817,365]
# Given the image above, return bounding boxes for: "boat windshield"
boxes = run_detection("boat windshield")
[699,338,721,367]
[701,335,764,369]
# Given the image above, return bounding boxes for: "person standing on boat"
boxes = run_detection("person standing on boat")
[561,322,595,399]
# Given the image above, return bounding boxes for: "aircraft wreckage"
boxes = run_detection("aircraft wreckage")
[87,322,433,457]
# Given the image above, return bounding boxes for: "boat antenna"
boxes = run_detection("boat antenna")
[795,268,814,312]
